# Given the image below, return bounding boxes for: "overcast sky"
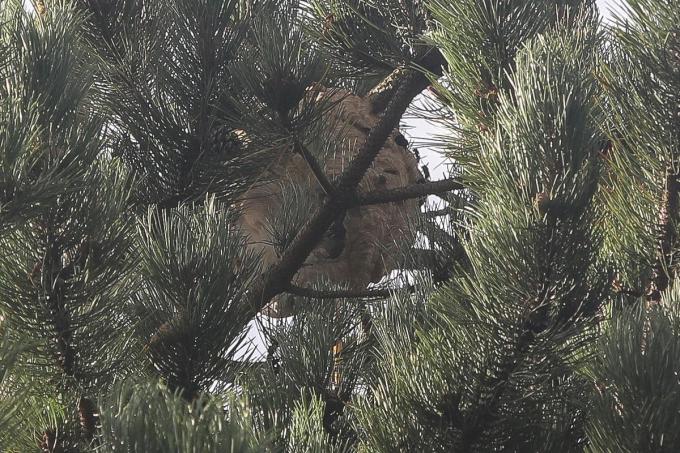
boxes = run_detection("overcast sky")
[597,0,623,17]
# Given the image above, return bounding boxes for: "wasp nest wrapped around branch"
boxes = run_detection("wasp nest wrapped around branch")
[237,86,422,317]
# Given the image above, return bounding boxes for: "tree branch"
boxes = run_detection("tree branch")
[425,207,453,218]
[294,140,336,197]
[412,224,468,284]
[354,178,463,206]
[397,248,439,269]
[367,48,447,114]
[646,165,680,305]
[246,50,444,315]
[367,66,409,114]
[286,284,393,299]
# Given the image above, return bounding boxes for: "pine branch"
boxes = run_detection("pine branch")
[422,221,455,246]
[418,219,467,261]
[360,302,372,337]
[646,165,680,305]
[415,224,468,283]
[78,397,98,441]
[367,66,409,114]
[294,140,336,197]
[456,212,591,447]
[426,318,547,449]
[42,233,76,378]
[458,327,535,449]
[286,284,393,299]
[354,178,463,206]
[246,50,445,315]
[367,47,446,114]
[156,193,188,210]
[457,250,565,449]
[425,207,452,218]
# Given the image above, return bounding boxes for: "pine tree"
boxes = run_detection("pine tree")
[0,0,679,452]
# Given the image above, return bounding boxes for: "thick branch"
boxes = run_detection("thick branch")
[78,397,98,440]
[286,284,393,299]
[397,248,439,269]
[425,207,453,218]
[368,48,446,114]
[647,166,680,305]
[247,51,444,315]
[354,178,463,206]
[367,66,409,114]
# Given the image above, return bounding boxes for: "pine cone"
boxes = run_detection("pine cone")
[28,260,42,286]
[35,0,47,15]
[78,397,99,440]
[147,321,178,352]
[38,429,63,453]
[207,125,241,157]
[534,192,551,214]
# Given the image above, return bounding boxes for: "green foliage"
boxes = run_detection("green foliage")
[0,3,140,451]
[597,0,680,290]
[134,198,260,398]
[241,296,367,449]
[80,0,265,208]
[0,162,135,383]
[586,294,680,452]
[353,20,608,452]
[430,0,596,156]
[0,0,94,230]
[0,0,679,451]
[287,392,352,453]
[305,0,432,75]
[230,0,327,129]
[99,378,265,452]
[0,330,29,441]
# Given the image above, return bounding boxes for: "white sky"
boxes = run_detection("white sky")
[597,0,623,17]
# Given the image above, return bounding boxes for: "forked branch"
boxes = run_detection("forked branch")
[246,49,445,315]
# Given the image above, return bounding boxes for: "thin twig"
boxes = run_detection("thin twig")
[294,140,336,197]
[286,284,394,299]
[354,177,463,206]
